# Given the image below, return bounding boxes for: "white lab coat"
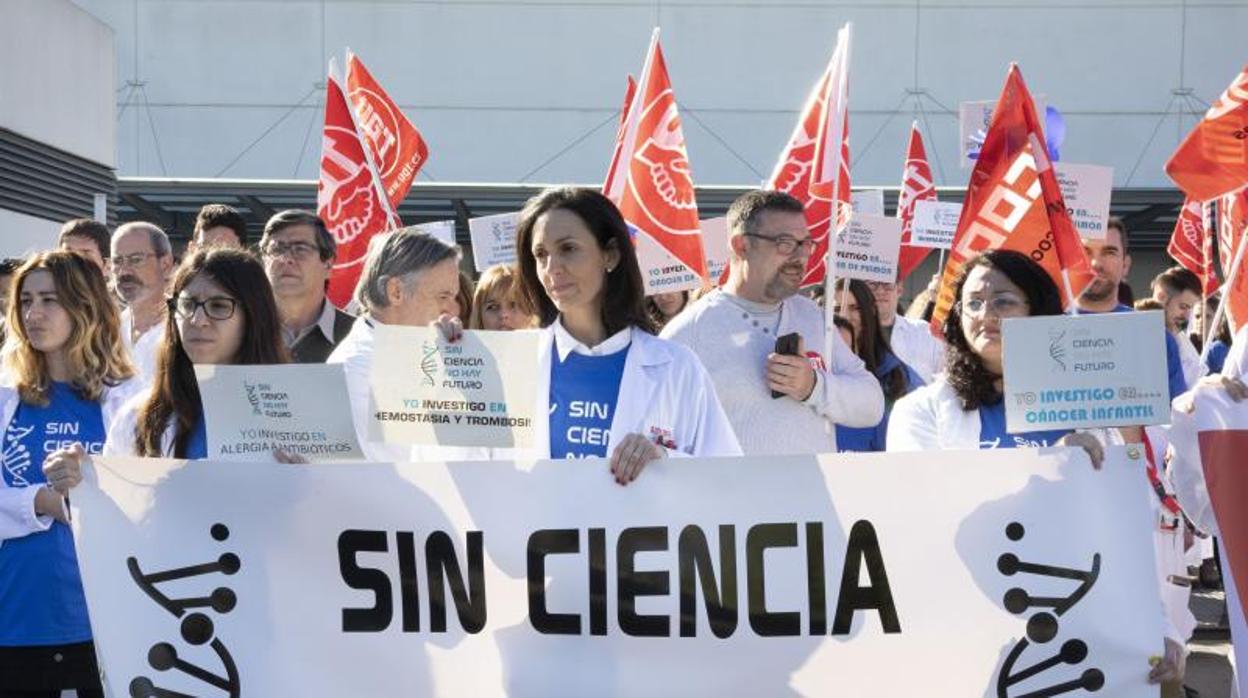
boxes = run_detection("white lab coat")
[887,315,945,384]
[0,381,136,543]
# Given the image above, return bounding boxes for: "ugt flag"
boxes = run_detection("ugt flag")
[931,64,1092,334]
[1218,190,1248,333]
[318,60,400,308]
[1166,66,1248,201]
[345,50,429,210]
[604,30,706,282]
[896,122,938,282]
[767,23,852,288]
[1167,198,1220,296]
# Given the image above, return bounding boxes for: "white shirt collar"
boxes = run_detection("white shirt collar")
[283,298,339,348]
[552,317,632,362]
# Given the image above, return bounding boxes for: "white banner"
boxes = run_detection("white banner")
[910,199,962,250]
[369,326,540,448]
[195,363,364,462]
[833,213,903,283]
[413,219,458,247]
[1002,312,1170,432]
[1053,163,1114,241]
[73,448,1162,696]
[468,211,521,272]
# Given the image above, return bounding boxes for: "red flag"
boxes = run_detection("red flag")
[1220,190,1248,333]
[1165,66,1248,200]
[895,122,938,282]
[603,75,637,196]
[767,25,851,288]
[318,65,400,308]
[1167,198,1220,295]
[606,32,706,281]
[345,51,429,210]
[931,65,1093,333]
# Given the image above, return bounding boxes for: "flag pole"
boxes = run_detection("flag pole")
[823,22,852,370]
[334,54,402,229]
[1061,269,1080,316]
[1201,229,1247,365]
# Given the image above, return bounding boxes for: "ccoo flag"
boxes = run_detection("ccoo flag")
[1165,66,1248,201]
[318,60,401,308]
[931,64,1093,334]
[605,31,707,282]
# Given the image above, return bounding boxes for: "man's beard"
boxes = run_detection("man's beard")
[1080,276,1116,302]
[763,262,805,302]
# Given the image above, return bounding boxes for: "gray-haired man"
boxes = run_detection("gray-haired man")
[327,229,462,461]
[111,221,173,381]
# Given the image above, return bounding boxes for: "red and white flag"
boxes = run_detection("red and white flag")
[1218,189,1248,333]
[931,64,1093,334]
[345,50,429,210]
[1167,198,1220,295]
[318,61,401,308]
[895,122,938,282]
[605,31,706,282]
[767,23,851,288]
[603,75,637,197]
[1165,66,1248,201]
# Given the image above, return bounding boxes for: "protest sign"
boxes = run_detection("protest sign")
[1002,311,1169,432]
[413,219,458,247]
[369,325,538,448]
[960,96,1046,169]
[1054,163,1114,240]
[73,448,1161,696]
[468,212,520,272]
[833,213,902,283]
[637,218,727,295]
[909,199,962,250]
[194,364,364,462]
[850,189,884,217]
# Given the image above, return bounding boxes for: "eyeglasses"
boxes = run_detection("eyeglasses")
[169,295,238,321]
[110,251,159,268]
[261,241,320,261]
[958,295,1029,317]
[743,233,817,255]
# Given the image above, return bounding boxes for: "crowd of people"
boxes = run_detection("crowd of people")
[0,187,1244,696]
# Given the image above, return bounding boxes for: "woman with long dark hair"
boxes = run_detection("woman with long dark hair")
[0,252,135,697]
[104,247,289,458]
[511,187,739,482]
[833,279,923,451]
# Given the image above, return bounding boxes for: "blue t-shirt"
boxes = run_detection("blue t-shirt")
[836,352,925,453]
[548,345,630,459]
[0,382,106,646]
[1206,339,1231,376]
[186,417,208,460]
[1104,304,1187,399]
[978,399,1070,449]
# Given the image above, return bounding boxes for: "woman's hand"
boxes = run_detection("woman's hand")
[1056,432,1104,470]
[273,448,308,464]
[431,313,464,343]
[1147,637,1185,684]
[609,433,666,486]
[43,443,86,495]
[34,486,69,524]
[1174,374,1246,414]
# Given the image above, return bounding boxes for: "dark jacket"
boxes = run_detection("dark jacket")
[291,306,355,363]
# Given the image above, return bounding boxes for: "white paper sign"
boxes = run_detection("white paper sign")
[636,219,727,295]
[1054,162,1114,240]
[73,448,1163,696]
[194,363,364,462]
[369,325,539,448]
[833,213,903,282]
[960,96,1046,169]
[468,211,521,272]
[700,216,730,283]
[413,219,458,247]
[910,200,962,249]
[1003,311,1170,432]
[851,189,885,217]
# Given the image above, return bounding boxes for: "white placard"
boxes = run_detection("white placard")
[851,189,885,217]
[960,96,1046,169]
[194,363,364,462]
[1054,162,1114,240]
[369,325,539,448]
[636,219,727,295]
[910,199,962,249]
[73,448,1162,696]
[701,216,730,283]
[1003,311,1170,432]
[833,213,903,282]
[413,219,458,247]
[468,211,521,272]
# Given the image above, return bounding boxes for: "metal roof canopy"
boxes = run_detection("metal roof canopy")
[116,177,1185,250]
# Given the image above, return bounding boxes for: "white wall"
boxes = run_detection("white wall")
[68,0,1242,187]
[1,0,116,167]
[0,208,64,259]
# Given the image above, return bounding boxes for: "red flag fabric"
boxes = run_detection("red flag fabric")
[345,51,429,210]
[607,33,706,281]
[1167,198,1220,295]
[767,26,851,288]
[895,122,938,282]
[318,69,400,308]
[1165,66,1248,200]
[602,75,637,197]
[1219,190,1248,333]
[931,65,1093,334]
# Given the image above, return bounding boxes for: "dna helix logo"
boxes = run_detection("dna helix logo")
[995,521,1105,697]
[126,523,241,697]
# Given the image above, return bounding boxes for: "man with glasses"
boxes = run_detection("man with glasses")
[864,278,944,383]
[662,190,883,455]
[111,221,174,381]
[259,210,354,362]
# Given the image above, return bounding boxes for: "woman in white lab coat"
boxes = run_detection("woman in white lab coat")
[509,187,740,482]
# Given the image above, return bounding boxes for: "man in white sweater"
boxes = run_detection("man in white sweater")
[662,190,884,455]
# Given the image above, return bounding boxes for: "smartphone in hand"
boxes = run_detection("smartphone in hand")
[771,332,800,399]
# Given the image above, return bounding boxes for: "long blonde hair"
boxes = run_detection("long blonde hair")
[2,251,134,405]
